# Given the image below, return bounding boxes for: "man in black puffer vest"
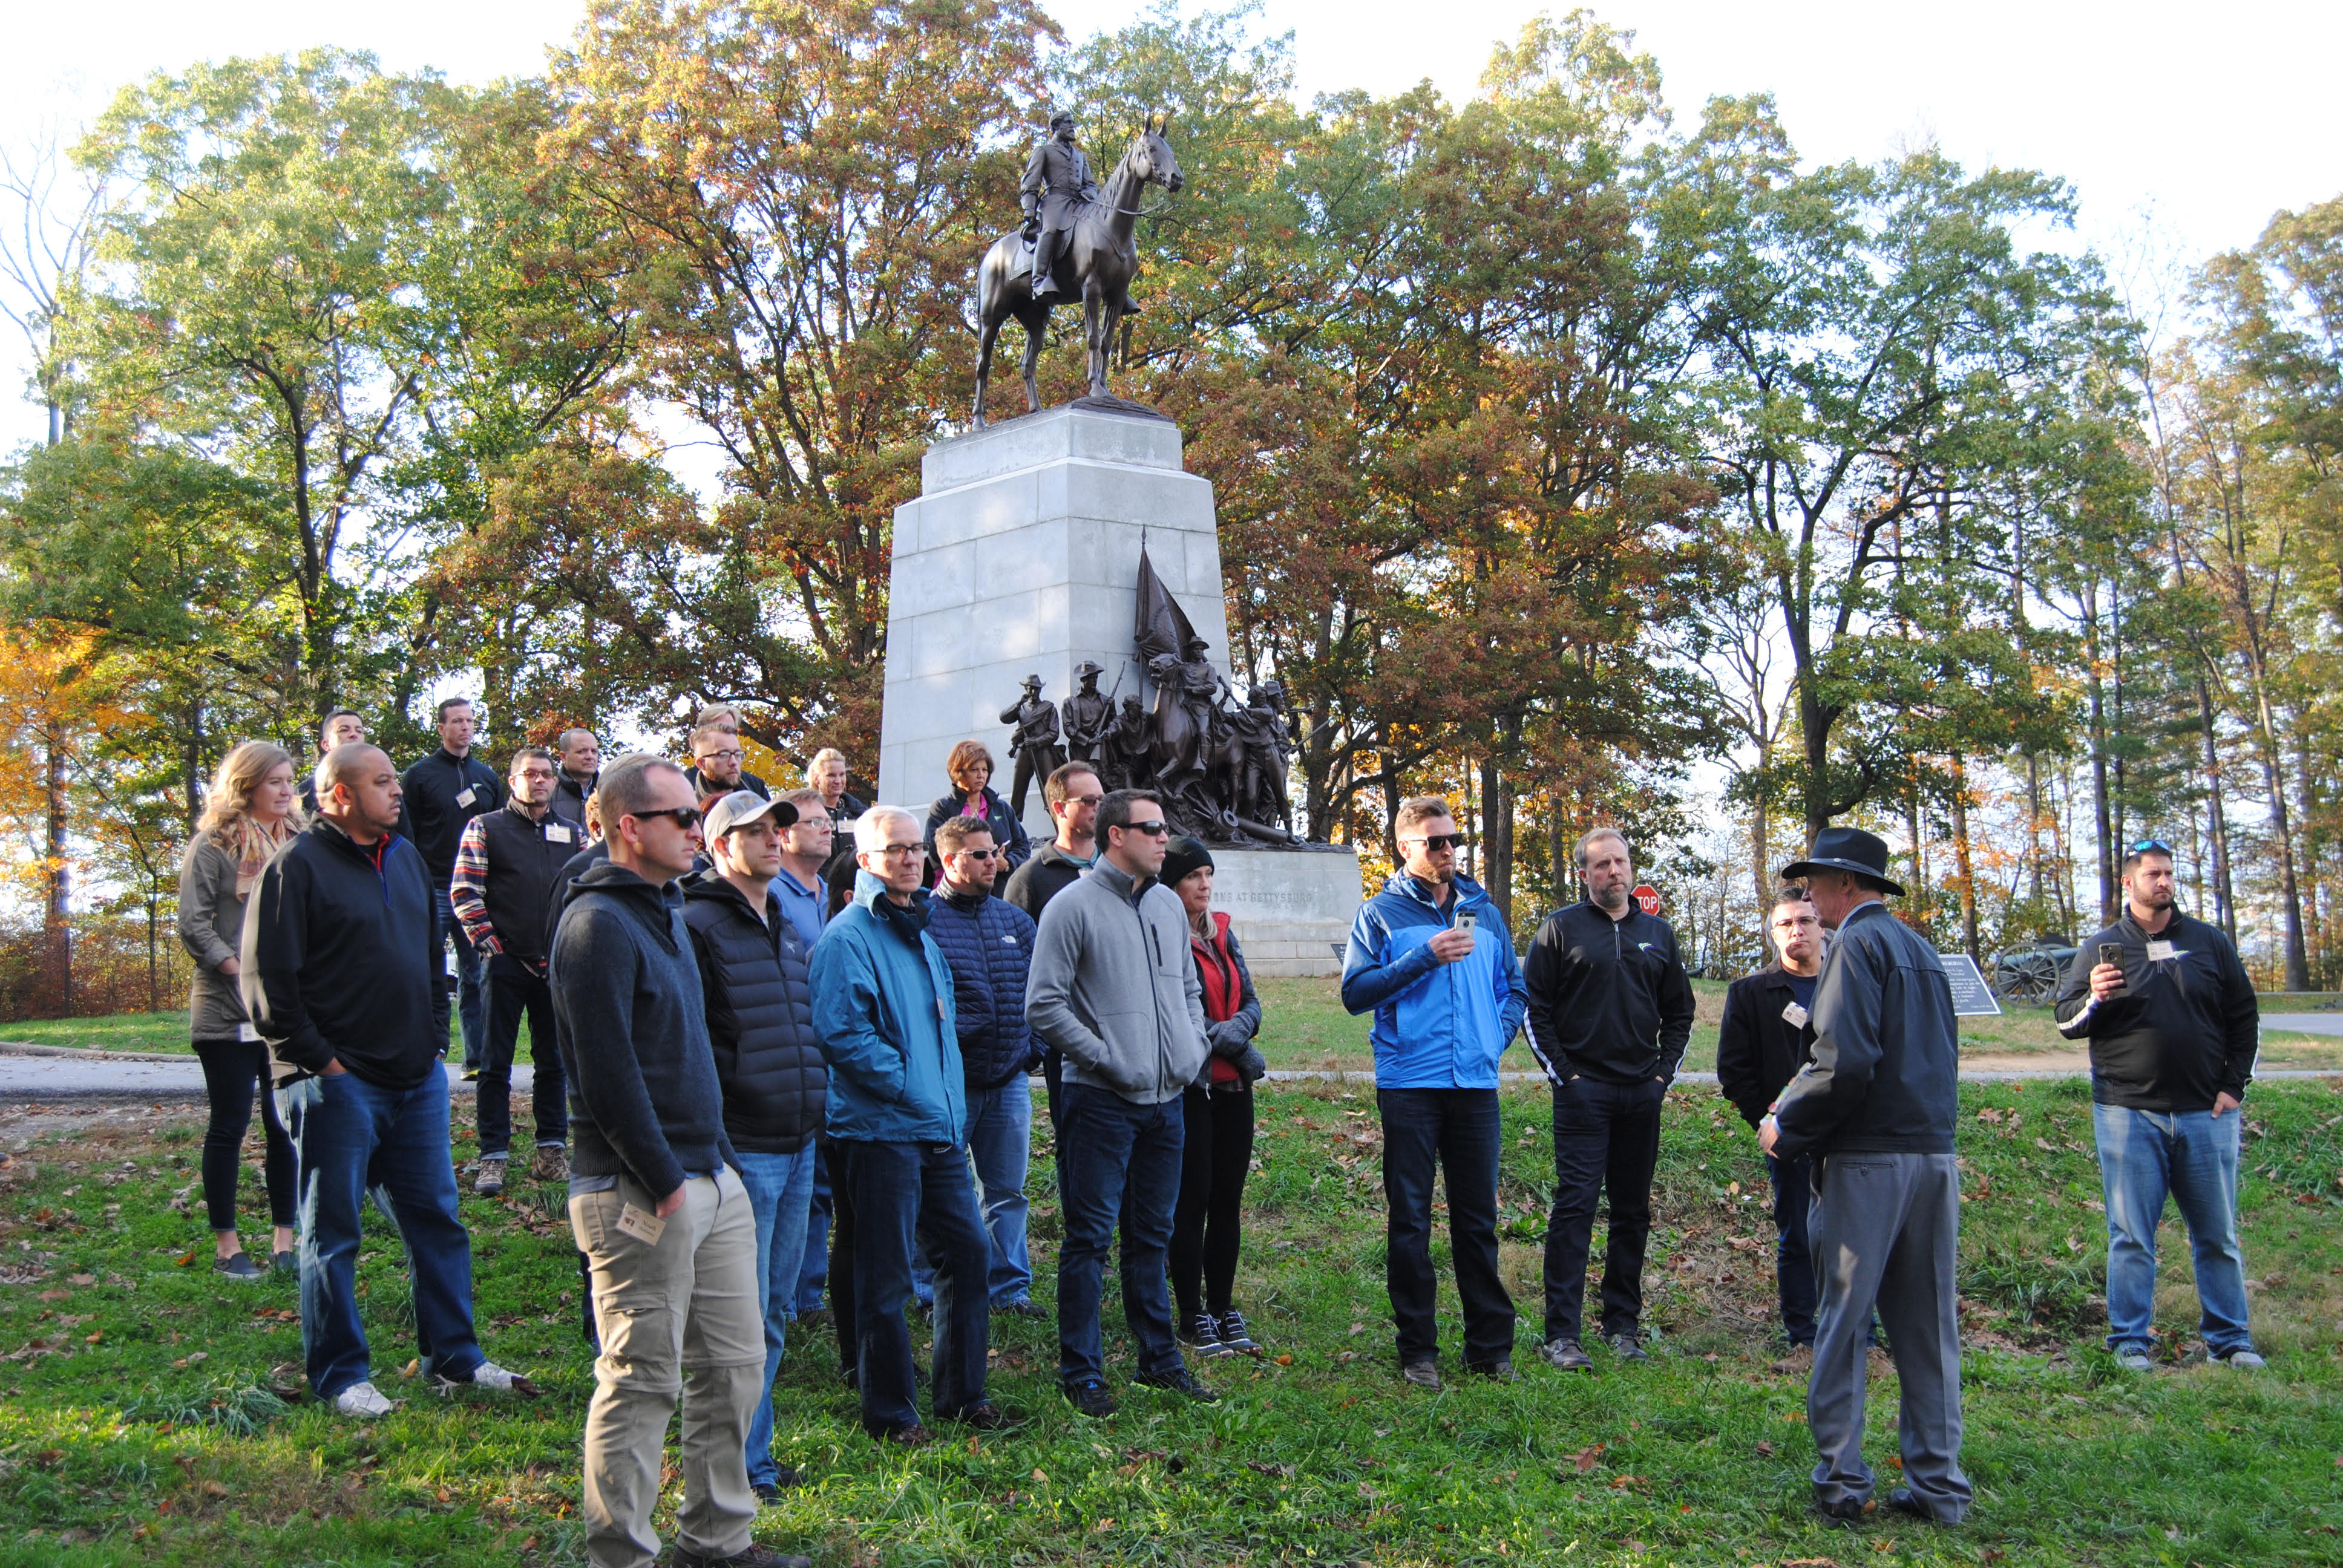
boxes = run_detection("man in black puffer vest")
[683,789,823,1501]
[924,815,1045,1317]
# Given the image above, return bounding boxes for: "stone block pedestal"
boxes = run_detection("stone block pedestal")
[878,402,1362,975]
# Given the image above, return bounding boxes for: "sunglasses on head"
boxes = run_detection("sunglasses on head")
[631,806,701,829]
[1406,833,1468,852]
[2131,838,2175,857]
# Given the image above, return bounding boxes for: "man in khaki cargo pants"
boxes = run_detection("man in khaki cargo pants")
[549,754,807,1568]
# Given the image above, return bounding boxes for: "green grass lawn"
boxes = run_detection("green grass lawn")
[2,1077,2342,1564]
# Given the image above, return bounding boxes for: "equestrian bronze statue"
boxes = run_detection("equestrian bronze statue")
[972,112,1184,427]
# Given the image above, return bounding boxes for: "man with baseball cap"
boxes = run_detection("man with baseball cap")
[1763,827,1970,1527]
[683,789,829,1500]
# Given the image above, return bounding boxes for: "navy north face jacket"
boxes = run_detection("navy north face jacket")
[926,887,1041,1090]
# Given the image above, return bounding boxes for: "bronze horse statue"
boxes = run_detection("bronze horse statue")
[972,117,1184,428]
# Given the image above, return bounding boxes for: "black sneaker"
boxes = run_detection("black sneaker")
[993,1298,1049,1321]
[943,1399,1020,1431]
[1181,1312,1232,1357]
[751,1464,805,1501]
[1401,1359,1443,1392]
[212,1252,266,1281]
[1063,1377,1118,1419]
[1214,1308,1261,1355]
[1464,1357,1516,1381]
[1883,1488,1949,1523]
[1815,1493,1876,1525]
[1133,1365,1219,1404]
[272,1250,297,1274]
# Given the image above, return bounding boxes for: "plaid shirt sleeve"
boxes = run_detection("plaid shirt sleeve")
[449,813,499,955]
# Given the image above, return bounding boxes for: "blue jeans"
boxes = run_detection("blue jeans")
[735,1145,818,1488]
[434,890,488,1071]
[836,1139,991,1435]
[1378,1086,1514,1366]
[791,1147,831,1315]
[479,954,567,1158]
[275,1069,482,1399]
[2092,1102,2254,1356]
[912,1077,1035,1307]
[1055,1083,1185,1383]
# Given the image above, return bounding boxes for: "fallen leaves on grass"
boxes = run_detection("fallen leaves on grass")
[1568,1445,1605,1474]
[1245,1460,1294,1478]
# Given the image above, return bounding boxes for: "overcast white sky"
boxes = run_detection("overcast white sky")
[5,0,2335,450]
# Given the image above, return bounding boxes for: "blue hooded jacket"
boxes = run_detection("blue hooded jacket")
[1340,872,1528,1088]
[809,869,966,1145]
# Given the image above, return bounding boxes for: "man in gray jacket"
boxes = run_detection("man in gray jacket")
[1026,788,1213,1417]
[1764,827,1970,1529]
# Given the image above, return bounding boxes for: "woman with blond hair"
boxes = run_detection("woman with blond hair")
[176,740,304,1281]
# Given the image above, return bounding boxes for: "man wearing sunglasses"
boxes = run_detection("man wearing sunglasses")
[922,817,1046,1318]
[2054,838,2263,1371]
[1027,788,1216,1417]
[1340,796,1530,1391]
[551,756,805,1568]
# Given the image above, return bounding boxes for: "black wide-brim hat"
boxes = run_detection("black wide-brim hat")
[1779,826,1905,897]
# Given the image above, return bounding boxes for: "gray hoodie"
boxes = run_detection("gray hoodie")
[1025,857,1210,1105]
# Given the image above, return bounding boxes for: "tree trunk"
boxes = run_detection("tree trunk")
[2083,583,2115,923]
[44,730,70,1018]
[1478,752,1513,931]
[1950,753,1981,964]
[2024,751,2045,907]
[2249,693,2311,990]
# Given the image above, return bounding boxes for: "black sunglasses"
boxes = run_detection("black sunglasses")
[1118,819,1172,837]
[2131,838,2175,856]
[630,806,702,829]
[1405,833,1469,852]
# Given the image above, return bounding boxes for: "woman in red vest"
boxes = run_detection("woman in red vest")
[1162,837,1269,1357]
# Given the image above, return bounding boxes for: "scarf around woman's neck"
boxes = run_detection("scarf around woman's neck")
[224,816,298,900]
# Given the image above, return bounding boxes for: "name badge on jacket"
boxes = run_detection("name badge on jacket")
[2146,939,2178,962]
[455,786,477,808]
[546,823,572,844]
[1782,1001,1810,1029]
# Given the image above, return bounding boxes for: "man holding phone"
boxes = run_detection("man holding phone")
[2054,838,2263,1371]
[1341,797,1529,1390]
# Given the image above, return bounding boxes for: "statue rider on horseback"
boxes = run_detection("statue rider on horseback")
[1019,112,1129,311]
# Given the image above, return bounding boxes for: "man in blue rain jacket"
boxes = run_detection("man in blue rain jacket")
[1341,795,1529,1390]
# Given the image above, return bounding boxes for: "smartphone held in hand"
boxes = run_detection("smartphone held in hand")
[2097,941,2125,994]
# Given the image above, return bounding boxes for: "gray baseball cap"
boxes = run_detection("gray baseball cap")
[703,789,798,841]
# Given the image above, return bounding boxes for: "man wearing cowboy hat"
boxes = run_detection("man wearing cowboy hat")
[1762,826,1971,1528]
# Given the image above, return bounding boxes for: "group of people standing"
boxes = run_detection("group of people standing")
[173,697,2269,1555]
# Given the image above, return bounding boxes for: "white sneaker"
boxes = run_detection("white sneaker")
[333,1382,396,1418]
[2213,1349,2266,1370]
[455,1359,534,1394]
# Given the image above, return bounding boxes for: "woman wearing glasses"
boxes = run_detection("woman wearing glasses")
[922,740,1032,888]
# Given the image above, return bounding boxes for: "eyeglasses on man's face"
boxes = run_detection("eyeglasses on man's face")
[630,806,701,830]
[1064,794,1104,810]
[876,842,924,860]
[698,748,744,765]
[955,846,1000,861]
[1118,818,1170,837]
[1403,833,1467,852]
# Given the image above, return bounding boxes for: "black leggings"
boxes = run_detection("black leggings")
[192,1038,297,1234]
[1170,1084,1254,1323]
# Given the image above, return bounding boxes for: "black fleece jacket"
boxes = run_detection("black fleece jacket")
[1715,966,1819,1128]
[1521,901,1697,1085]
[400,747,503,887]
[241,818,441,1089]
[682,871,827,1155]
[550,860,738,1197]
[2053,907,2258,1111]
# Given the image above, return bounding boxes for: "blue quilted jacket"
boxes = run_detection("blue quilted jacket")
[926,887,1040,1089]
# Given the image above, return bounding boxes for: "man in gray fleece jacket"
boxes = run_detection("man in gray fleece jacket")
[1026,788,1213,1417]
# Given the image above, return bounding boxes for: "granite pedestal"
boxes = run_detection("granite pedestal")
[877,403,1359,975]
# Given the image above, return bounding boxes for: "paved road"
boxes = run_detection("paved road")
[2264,1012,2343,1037]
[0,1057,531,1100]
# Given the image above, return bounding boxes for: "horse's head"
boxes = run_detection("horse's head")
[1134,112,1185,194]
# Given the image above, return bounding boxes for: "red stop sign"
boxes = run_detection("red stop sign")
[1632,884,1662,916]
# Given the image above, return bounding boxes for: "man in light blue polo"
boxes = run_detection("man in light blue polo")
[1341,795,1528,1391]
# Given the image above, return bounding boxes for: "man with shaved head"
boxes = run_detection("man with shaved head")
[244,743,528,1419]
